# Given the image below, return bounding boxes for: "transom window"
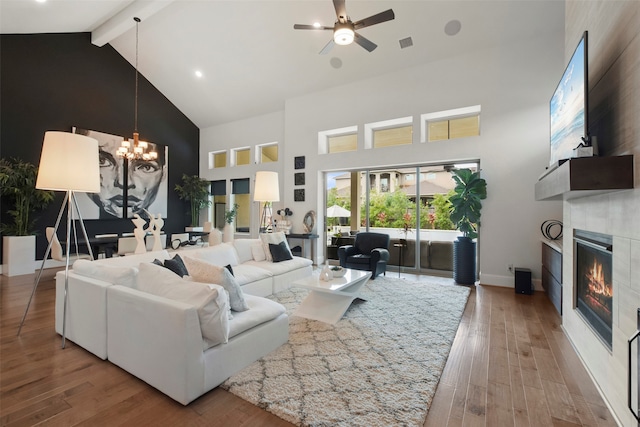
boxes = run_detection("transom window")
[232,147,250,166]
[318,125,358,154]
[364,116,413,149]
[208,151,226,169]
[421,105,481,143]
[257,143,278,163]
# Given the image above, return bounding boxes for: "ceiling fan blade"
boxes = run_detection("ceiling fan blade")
[319,39,335,55]
[353,9,395,30]
[333,0,348,23]
[354,32,377,52]
[294,24,333,30]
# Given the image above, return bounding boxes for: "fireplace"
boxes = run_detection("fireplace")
[574,230,613,349]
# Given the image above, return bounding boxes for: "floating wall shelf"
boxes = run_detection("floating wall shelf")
[535,155,634,201]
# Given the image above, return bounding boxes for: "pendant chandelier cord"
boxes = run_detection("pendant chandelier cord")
[134,16,140,134]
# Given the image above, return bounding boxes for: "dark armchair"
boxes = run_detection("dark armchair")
[338,232,390,279]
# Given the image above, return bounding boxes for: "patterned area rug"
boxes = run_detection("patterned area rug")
[221,277,471,427]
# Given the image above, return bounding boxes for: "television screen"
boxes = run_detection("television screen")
[549,31,588,168]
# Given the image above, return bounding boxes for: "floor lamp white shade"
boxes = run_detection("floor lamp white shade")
[18,131,100,345]
[36,131,100,193]
[254,171,280,202]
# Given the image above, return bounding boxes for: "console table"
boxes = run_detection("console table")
[286,233,318,264]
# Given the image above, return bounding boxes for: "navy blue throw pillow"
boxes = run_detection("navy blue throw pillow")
[225,264,234,276]
[163,254,189,277]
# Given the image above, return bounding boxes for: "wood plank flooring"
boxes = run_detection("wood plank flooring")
[0,269,618,426]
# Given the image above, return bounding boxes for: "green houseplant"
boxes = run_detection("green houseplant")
[449,168,487,284]
[175,174,212,227]
[0,158,54,276]
[0,158,54,236]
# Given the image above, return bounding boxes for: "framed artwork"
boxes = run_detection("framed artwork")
[294,172,305,186]
[72,127,168,220]
[294,156,305,170]
[294,189,305,202]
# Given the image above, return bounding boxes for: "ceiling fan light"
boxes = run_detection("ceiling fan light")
[334,27,354,45]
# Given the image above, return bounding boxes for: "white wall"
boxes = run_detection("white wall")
[200,32,565,286]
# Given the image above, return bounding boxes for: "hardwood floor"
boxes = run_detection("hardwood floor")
[0,270,618,426]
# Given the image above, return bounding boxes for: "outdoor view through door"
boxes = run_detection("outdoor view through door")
[325,163,478,276]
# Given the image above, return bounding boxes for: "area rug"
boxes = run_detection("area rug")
[221,277,471,427]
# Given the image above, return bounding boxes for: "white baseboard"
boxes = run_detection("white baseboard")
[479,273,543,291]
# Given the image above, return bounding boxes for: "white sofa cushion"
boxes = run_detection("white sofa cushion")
[137,262,230,349]
[244,256,312,275]
[228,294,286,339]
[194,243,240,267]
[72,259,137,287]
[93,250,171,268]
[231,264,273,286]
[259,232,290,262]
[233,238,261,264]
[182,256,250,312]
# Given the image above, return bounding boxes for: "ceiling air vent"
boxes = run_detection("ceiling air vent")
[399,37,413,49]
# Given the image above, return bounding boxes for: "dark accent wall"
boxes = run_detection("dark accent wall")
[0,33,199,259]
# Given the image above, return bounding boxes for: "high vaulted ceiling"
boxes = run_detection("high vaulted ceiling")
[1,0,564,129]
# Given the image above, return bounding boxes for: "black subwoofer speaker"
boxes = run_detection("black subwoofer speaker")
[515,268,532,295]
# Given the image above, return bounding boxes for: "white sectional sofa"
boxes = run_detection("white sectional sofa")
[54,235,312,405]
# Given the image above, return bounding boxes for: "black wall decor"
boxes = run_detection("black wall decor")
[294,172,305,186]
[294,189,305,202]
[0,33,199,260]
[294,156,305,169]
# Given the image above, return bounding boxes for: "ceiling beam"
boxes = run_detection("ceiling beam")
[91,0,175,47]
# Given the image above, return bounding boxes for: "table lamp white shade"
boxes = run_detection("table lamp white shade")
[36,131,100,193]
[254,171,280,202]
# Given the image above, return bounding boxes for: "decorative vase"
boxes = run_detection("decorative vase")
[223,223,234,243]
[453,236,476,285]
[320,262,332,281]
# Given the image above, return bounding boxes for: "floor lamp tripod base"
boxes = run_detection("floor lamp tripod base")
[16,191,93,349]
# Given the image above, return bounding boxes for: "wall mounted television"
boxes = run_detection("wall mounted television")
[549,31,589,169]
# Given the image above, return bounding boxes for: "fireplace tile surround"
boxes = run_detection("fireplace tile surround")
[563,189,640,426]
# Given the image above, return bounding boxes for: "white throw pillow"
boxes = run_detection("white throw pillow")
[259,232,291,262]
[195,242,240,267]
[73,259,137,287]
[233,238,261,264]
[136,262,230,348]
[182,256,250,312]
[251,243,266,262]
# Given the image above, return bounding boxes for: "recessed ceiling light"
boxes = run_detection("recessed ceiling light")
[195,70,203,78]
[313,22,321,28]
[35,0,47,3]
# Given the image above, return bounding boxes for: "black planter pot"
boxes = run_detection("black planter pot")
[453,236,476,285]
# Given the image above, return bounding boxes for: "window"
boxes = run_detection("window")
[318,126,358,154]
[257,143,278,163]
[364,116,413,149]
[231,178,250,233]
[233,148,250,166]
[208,151,226,169]
[328,134,357,153]
[373,125,413,148]
[211,180,226,228]
[421,105,481,142]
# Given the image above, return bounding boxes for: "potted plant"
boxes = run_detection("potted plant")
[175,174,212,230]
[0,158,54,276]
[223,203,239,242]
[449,168,487,285]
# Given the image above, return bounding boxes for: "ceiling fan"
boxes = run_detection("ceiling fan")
[294,0,395,54]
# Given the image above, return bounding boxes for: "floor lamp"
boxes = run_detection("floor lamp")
[254,171,280,233]
[17,131,100,348]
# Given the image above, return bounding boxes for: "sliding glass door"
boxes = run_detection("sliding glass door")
[324,163,476,276]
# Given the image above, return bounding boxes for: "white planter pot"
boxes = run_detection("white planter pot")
[2,235,36,277]
[223,224,234,243]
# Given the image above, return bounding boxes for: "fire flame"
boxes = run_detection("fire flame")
[586,259,612,297]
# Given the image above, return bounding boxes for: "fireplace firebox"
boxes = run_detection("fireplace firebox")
[574,230,613,349]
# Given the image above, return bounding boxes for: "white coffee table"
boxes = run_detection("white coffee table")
[292,269,369,324]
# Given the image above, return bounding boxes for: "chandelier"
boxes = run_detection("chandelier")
[117,17,157,161]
